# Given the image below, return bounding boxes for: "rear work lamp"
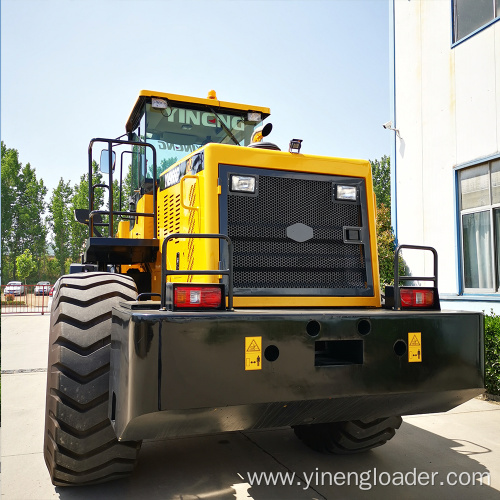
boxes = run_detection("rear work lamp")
[289,139,302,153]
[336,185,357,201]
[230,175,256,193]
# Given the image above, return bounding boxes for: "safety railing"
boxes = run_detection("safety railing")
[393,244,439,310]
[88,138,158,238]
[1,284,51,314]
[160,233,234,310]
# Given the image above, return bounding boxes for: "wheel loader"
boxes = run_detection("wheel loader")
[44,89,484,486]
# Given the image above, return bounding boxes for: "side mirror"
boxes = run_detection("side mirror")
[100,149,116,174]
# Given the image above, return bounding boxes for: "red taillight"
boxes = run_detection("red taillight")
[174,286,222,309]
[400,288,434,308]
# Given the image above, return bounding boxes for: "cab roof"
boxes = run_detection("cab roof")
[126,90,271,133]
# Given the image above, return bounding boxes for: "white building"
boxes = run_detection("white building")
[391,0,500,313]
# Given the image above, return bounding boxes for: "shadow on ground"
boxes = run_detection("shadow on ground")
[53,420,496,500]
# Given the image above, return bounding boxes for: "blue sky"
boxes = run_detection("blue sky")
[1,0,390,196]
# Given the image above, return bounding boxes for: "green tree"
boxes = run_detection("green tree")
[96,162,123,237]
[48,178,73,276]
[16,249,36,283]
[19,162,48,262]
[37,254,60,284]
[69,161,104,260]
[370,155,391,208]
[1,142,47,283]
[369,155,407,287]
[108,162,137,236]
[1,142,17,271]
[484,312,500,396]
[122,163,133,209]
[376,204,398,286]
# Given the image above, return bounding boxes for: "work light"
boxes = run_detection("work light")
[289,139,302,153]
[231,175,256,193]
[336,185,357,201]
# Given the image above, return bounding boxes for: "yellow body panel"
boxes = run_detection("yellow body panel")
[116,220,129,239]
[154,143,381,308]
[157,154,220,285]
[131,195,154,239]
[117,196,154,239]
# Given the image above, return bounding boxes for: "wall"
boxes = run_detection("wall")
[393,0,500,310]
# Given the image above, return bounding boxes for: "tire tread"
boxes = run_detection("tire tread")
[294,416,402,455]
[44,272,141,486]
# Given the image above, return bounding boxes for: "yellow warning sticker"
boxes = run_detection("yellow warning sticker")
[408,332,422,363]
[245,336,262,370]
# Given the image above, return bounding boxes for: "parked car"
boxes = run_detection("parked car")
[35,281,51,296]
[49,286,55,297]
[4,281,26,296]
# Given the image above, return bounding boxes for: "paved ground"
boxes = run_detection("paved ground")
[2,313,500,500]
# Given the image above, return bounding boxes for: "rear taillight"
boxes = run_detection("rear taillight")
[400,288,435,308]
[173,285,223,310]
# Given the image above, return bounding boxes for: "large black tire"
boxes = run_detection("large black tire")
[44,272,141,486]
[293,416,402,454]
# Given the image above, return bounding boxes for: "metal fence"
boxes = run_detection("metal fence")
[1,284,51,314]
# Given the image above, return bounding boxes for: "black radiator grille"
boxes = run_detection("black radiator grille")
[227,174,368,291]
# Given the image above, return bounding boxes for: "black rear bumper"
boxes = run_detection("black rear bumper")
[109,305,484,441]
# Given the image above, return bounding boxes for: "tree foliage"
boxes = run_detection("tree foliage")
[484,312,500,396]
[16,249,36,283]
[1,142,133,283]
[123,164,133,208]
[375,203,395,286]
[69,161,104,260]
[48,178,73,276]
[370,155,391,208]
[369,155,404,288]
[1,142,47,283]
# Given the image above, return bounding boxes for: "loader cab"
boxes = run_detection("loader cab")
[80,91,270,266]
[125,90,271,203]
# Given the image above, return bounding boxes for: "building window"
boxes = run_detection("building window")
[459,160,500,291]
[453,0,500,43]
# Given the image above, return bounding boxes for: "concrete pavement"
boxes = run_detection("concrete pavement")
[1,313,499,499]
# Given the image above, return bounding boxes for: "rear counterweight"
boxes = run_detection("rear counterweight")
[109,304,484,441]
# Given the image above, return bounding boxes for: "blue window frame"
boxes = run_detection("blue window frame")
[458,159,500,293]
[452,0,500,45]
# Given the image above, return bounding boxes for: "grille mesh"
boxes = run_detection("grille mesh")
[227,175,367,290]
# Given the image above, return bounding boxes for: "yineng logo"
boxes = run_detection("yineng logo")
[166,108,244,131]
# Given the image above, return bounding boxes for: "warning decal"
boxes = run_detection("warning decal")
[409,335,420,347]
[245,336,262,371]
[247,340,260,352]
[408,332,422,363]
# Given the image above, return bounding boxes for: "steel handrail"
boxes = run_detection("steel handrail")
[160,233,234,311]
[393,244,438,310]
[88,138,157,238]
